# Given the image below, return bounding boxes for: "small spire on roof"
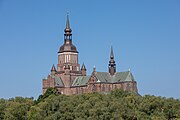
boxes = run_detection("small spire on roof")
[81,63,86,76]
[51,64,56,72]
[109,46,116,75]
[128,68,131,71]
[81,63,86,70]
[93,65,96,72]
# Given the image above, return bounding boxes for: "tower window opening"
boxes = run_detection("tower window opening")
[77,66,79,71]
[68,55,70,61]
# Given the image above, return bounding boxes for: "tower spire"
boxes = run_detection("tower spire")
[66,14,70,28]
[64,14,72,34]
[110,46,114,58]
[108,46,116,75]
[63,14,72,43]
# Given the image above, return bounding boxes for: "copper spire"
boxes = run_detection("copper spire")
[51,64,56,72]
[64,14,72,33]
[59,14,78,53]
[109,46,116,75]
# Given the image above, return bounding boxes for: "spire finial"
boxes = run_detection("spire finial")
[66,13,70,29]
[110,46,114,58]
[64,13,72,33]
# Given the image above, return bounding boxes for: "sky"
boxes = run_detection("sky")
[0,0,180,99]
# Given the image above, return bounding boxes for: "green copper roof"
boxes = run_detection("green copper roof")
[72,71,135,86]
[72,76,90,86]
[95,71,135,83]
[51,75,64,87]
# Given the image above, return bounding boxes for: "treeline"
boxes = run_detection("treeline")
[0,89,180,120]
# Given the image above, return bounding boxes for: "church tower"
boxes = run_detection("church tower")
[108,46,116,75]
[57,15,81,75]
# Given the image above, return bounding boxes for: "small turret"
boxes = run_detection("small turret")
[81,63,86,76]
[51,64,56,75]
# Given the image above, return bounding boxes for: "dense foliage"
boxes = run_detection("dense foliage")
[0,89,180,120]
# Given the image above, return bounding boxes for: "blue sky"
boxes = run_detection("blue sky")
[0,0,180,99]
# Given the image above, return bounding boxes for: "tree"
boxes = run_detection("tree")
[0,89,180,119]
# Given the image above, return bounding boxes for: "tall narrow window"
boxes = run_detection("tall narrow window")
[126,83,130,91]
[120,84,123,90]
[77,66,79,71]
[76,88,78,94]
[69,55,71,62]
[65,55,67,63]
[114,85,117,90]
[108,85,111,91]
[67,55,69,62]
[102,84,105,92]
[132,82,135,92]
[81,88,84,93]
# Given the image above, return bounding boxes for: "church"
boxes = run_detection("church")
[42,16,138,95]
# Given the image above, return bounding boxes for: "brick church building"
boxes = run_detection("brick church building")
[42,16,138,95]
